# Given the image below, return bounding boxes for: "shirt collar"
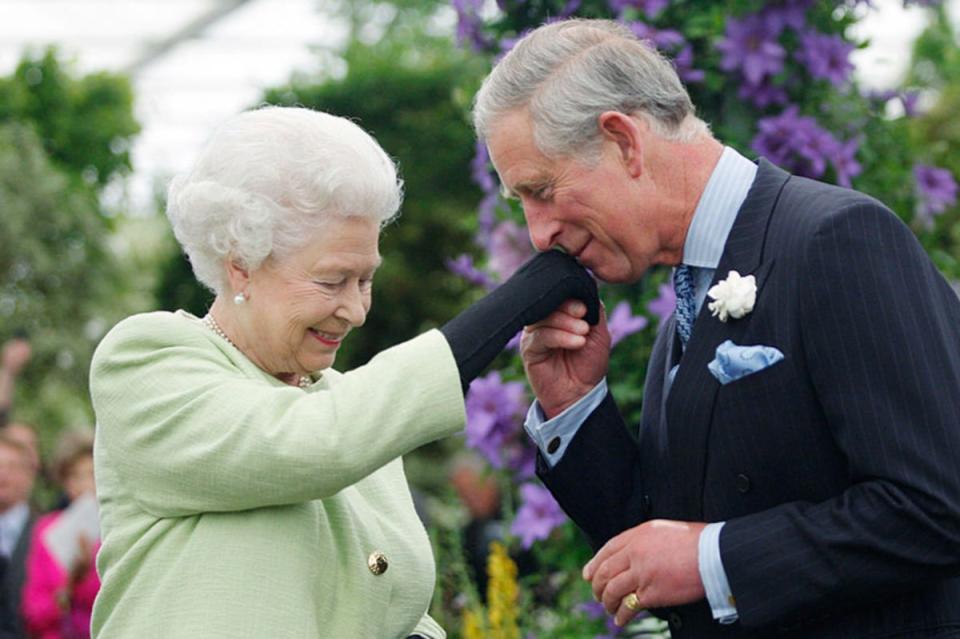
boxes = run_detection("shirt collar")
[0,501,29,536]
[681,146,758,269]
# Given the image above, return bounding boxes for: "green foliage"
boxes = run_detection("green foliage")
[908,8,960,279]
[0,51,140,472]
[0,124,118,434]
[0,48,139,189]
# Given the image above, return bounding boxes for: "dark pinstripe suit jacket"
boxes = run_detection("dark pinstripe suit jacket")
[538,160,960,638]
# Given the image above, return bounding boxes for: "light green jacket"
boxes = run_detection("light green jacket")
[89,311,465,638]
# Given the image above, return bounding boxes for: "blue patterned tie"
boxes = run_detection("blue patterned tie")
[673,264,697,349]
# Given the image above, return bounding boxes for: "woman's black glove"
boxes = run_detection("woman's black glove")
[440,249,600,390]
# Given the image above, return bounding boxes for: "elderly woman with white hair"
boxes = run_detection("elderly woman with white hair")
[88,106,598,639]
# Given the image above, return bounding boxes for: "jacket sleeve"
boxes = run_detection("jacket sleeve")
[720,201,960,629]
[410,611,446,639]
[90,315,464,517]
[536,392,641,550]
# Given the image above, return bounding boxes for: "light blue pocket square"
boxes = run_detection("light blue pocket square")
[708,340,784,385]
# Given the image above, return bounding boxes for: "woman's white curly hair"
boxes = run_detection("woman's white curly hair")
[166,106,403,294]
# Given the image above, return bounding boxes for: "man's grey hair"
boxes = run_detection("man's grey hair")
[166,106,402,294]
[473,19,710,161]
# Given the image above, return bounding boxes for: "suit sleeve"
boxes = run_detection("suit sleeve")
[91,317,465,517]
[536,392,641,550]
[720,201,960,628]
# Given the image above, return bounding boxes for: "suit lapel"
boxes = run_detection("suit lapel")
[638,315,673,447]
[662,159,790,519]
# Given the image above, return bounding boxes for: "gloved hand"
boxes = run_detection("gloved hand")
[441,249,600,390]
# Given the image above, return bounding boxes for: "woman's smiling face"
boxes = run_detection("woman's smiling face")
[236,215,382,379]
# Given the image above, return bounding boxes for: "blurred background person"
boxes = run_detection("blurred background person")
[22,429,98,639]
[0,427,39,480]
[0,556,18,639]
[0,338,31,430]
[0,435,37,638]
[449,454,503,598]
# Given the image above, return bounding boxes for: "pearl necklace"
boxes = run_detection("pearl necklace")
[202,314,312,389]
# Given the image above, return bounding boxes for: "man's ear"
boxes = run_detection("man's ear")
[598,111,644,178]
[225,257,251,295]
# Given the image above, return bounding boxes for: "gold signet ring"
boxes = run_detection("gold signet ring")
[622,592,641,612]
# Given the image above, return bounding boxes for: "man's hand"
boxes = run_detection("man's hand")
[1,338,31,377]
[521,300,611,418]
[583,519,707,627]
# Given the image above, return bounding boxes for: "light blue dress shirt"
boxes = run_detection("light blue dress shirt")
[0,501,29,558]
[524,146,757,624]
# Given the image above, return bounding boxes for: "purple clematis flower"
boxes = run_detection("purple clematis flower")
[471,140,496,193]
[488,220,535,281]
[476,192,501,246]
[760,0,812,33]
[452,0,490,51]
[914,164,959,227]
[629,23,703,84]
[674,44,706,84]
[647,282,676,324]
[558,0,582,17]
[607,301,648,347]
[738,79,789,109]
[901,91,922,117]
[465,371,528,469]
[628,23,685,49]
[504,441,537,480]
[511,483,567,549]
[752,106,859,185]
[447,254,495,289]
[795,30,855,87]
[716,13,786,85]
[607,0,670,18]
[832,137,863,188]
[578,600,631,637]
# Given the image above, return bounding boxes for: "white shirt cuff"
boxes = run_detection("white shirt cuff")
[523,379,608,467]
[698,522,738,624]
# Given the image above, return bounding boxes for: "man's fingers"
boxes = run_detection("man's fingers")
[584,527,633,580]
[522,326,588,357]
[598,561,637,613]
[613,590,645,628]
[525,309,590,335]
[560,299,587,318]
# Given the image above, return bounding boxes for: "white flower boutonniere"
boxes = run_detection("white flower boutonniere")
[707,270,757,322]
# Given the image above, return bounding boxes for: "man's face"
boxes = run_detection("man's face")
[0,444,33,511]
[486,109,669,283]
[3,424,39,470]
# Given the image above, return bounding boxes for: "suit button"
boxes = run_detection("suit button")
[668,611,683,629]
[367,551,389,575]
[736,473,751,493]
[547,436,562,454]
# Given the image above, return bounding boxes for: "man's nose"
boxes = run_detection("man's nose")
[523,204,561,251]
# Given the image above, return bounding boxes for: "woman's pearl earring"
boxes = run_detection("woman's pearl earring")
[233,292,247,305]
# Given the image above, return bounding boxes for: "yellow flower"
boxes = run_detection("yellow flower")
[487,541,520,639]
[462,607,486,639]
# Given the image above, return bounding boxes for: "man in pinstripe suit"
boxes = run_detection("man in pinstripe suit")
[474,19,960,638]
